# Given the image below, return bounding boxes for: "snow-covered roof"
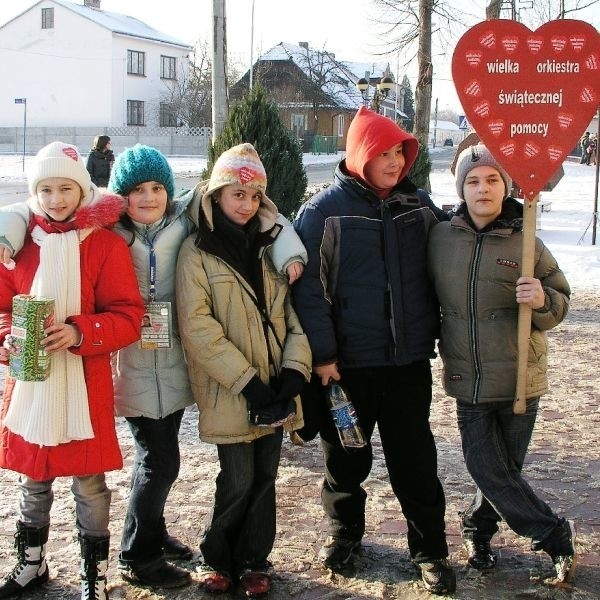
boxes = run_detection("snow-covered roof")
[429,120,460,131]
[259,43,366,110]
[342,60,392,81]
[3,0,192,48]
[257,43,408,114]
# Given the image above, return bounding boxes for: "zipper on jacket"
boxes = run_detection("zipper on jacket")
[379,202,399,355]
[154,349,165,418]
[468,235,485,403]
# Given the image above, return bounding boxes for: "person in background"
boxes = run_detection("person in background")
[587,134,597,167]
[176,143,311,598]
[86,135,114,187]
[428,143,575,583]
[579,132,590,165]
[292,106,455,595]
[0,141,144,600]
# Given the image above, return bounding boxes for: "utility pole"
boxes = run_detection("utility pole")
[212,0,228,142]
[432,97,438,148]
[250,0,255,90]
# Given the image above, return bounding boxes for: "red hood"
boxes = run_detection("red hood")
[345,106,418,184]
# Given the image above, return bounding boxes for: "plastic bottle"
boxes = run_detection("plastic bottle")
[326,381,367,449]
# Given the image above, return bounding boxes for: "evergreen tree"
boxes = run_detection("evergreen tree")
[401,75,415,133]
[204,85,307,218]
[407,142,431,191]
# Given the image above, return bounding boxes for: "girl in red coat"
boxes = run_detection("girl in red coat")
[0,142,144,600]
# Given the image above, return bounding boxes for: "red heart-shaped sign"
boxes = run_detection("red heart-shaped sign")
[452,19,600,199]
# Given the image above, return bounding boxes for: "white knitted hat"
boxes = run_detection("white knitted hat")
[455,143,512,200]
[27,142,93,202]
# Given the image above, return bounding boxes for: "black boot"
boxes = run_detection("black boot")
[463,537,497,570]
[79,534,110,600]
[0,521,49,598]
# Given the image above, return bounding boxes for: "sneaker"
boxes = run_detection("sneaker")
[317,536,360,570]
[414,559,457,595]
[543,519,577,583]
[119,561,191,589]
[162,535,193,561]
[463,538,497,570]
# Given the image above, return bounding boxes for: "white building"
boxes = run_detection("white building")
[429,119,463,147]
[0,0,192,128]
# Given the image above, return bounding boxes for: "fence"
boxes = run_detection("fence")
[312,135,338,155]
[0,126,212,156]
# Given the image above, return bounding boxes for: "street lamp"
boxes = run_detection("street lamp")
[356,74,394,114]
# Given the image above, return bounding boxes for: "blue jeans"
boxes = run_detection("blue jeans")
[119,409,184,569]
[18,474,111,537]
[200,429,283,576]
[457,398,559,546]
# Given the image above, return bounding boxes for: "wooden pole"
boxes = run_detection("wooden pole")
[514,194,538,414]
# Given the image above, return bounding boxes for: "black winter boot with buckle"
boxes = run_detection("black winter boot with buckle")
[79,534,110,600]
[463,537,497,570]
[0,521,49,598]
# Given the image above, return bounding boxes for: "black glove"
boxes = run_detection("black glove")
[242,375,295,427]
[274,368,305,402]
[241,375,277,408]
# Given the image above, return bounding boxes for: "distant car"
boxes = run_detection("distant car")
[443,138,453,147]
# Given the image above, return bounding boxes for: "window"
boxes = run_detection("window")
[127,50,145,76]
[41,7,54,29]
[337,114,345,137]
[159,103,177,127]
[291,114,307,137]
[127,100,145,126]
[161,56,177,80]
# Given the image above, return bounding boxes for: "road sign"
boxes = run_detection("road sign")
[14,98,26,104]
[458,115,469,130]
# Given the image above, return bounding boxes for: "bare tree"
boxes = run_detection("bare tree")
[371,0,468,144]
[486,0,502,19]
[525,0,599,24]
[161,42,244,128]
[414,1,433,145]
[161,42,212,127]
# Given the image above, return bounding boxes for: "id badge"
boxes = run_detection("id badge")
[140,302,173,349]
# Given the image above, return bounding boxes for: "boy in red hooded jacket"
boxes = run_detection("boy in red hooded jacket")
[293,107,455,594]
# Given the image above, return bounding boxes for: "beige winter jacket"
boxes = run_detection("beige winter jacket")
[176,185,312,444]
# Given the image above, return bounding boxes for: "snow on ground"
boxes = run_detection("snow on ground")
[1,150,598,290]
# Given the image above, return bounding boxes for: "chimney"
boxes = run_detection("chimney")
[299,42,308,50]
[84,0,101,8]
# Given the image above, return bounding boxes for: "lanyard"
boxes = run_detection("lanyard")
[148,242,157,302]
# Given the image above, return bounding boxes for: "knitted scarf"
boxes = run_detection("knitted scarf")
[4,226,93,446]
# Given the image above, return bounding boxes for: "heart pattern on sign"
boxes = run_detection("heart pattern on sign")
[452,19,600,199]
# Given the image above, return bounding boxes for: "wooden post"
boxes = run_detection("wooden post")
[514,194,538,414]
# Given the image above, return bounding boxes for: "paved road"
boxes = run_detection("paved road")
[0,162,338,208]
